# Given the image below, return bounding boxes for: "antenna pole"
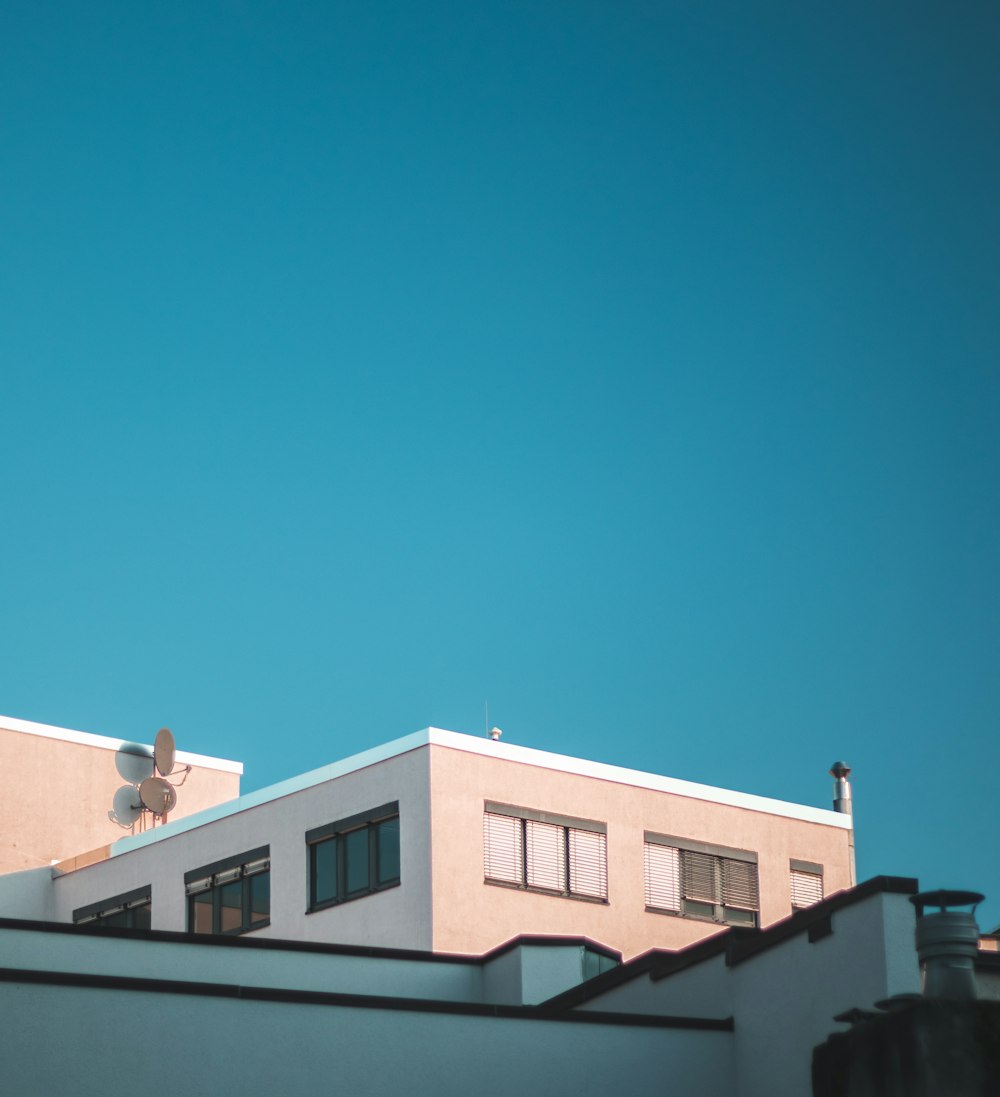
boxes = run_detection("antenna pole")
[485,701,488,738]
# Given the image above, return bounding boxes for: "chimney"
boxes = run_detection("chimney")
[910,889,983,1000]
[830,761,852,815]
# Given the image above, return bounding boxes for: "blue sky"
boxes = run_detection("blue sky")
[2,3,998,928]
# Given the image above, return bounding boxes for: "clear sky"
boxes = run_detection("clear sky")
[2,3,998,929]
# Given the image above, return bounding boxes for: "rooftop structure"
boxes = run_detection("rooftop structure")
[0,713,242,876]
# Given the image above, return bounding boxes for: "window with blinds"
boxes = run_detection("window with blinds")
[790,860,824,910]
[644,834,759,927]
[483,804,608,902]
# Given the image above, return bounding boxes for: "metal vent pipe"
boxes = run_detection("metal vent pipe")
[829,761,852,815]
[910,889,984,1000]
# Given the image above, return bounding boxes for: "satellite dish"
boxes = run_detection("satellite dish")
[115,743,155,784]
[138,776,177,816]
[154,727,176,776]
[111,784,143,827]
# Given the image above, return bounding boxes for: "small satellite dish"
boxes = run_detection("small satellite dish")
[115,743,155,784]
[138,776,177,816]
[111,784,143,827]
[154,727,176,776]
[489,727,503,741]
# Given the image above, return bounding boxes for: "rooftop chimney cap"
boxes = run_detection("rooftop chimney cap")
[829,761,851,778]
[909,889,984,917]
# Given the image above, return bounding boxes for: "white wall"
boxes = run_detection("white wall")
[577,948,731,1018]
[481,943,599,1005]
[0,976,733,1097]
[574,887,923,1097]
[49,745,434,950]
[0,923,483,1002]
[727,891,919,1097]
[0,867,56,920]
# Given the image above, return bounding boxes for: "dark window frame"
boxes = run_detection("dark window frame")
[185,847,270,937]
[306,802,400,914]
[644,832,760,928]
[483,804,609,904]
[73,886,152,930]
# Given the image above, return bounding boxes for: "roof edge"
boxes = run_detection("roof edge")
[0,714,243,775]
[426,728,851,829]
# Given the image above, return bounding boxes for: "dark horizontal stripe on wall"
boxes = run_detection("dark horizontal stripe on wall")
[643,833,757,864]
[184,846,270,884]
[306,801,399,844]
[0,917,617,967]
[0,966,733,1031]
[73,886,151,922]
[485,802,607,834]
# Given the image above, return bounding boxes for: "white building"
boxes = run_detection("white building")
[0,718,854,958]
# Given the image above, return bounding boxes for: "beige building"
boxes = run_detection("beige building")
[0,714,242,875]
[1,717,852,959]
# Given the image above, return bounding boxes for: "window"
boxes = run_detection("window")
[483,802,608,902]
[790,859,824,909]
[73,886,151,930]
[644,833,759,927]
[306,801,400,912]
[582,946,620,981]
[185,847,270,936]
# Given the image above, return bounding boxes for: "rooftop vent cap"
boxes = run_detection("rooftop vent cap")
[829,761,852,815]
[910,888,984,1001]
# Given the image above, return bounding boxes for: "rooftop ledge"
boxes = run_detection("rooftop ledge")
[0,713,243,775]
[106,727,850,860]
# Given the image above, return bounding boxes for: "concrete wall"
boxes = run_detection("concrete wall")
[480,942,604,1006]
[573,887,923,1097]
[0,976,732,1097]
[50,744,434,950]
[0,716,241,874]
[0,867,57,920]
[728,891,920,1097]
[427,740,853,958]
[577,950,732,1018]
[0,917,732,1097]
[0,921,482,1001]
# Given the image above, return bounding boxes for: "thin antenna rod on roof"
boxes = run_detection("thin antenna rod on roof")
[485,701,488,737]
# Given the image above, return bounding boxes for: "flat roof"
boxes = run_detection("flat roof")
[0,713,244,775]
[111,727,850,857]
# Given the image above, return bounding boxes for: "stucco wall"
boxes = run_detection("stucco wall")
[427,742,853,958]
[0,923,483,1002]
[0,719,241,874]
[728,891,920,1097]
[573,887,922,1097]
[0,978,733,1097]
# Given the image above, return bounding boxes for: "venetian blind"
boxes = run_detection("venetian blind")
[644,842,681,911]
[525,818,566,891]
[790,868,824,909]
[568,828,608,899]
[483,811,523,885]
